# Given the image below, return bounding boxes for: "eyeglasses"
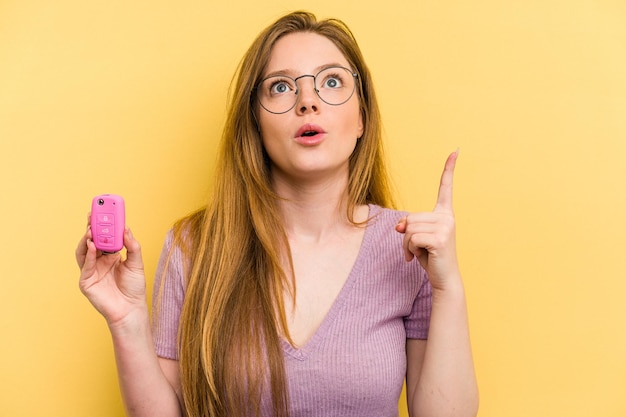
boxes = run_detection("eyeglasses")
[256,66,358,114]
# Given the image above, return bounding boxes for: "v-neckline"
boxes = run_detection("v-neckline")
[281,204,377,360]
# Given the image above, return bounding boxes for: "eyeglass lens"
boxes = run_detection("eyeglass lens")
[258,66,356,114]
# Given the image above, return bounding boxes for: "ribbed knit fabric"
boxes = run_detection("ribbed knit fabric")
[152,204,432,417]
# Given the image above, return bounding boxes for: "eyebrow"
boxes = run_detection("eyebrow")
[263,62,349,79]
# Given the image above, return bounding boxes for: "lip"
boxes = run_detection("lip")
[294,123,327,145]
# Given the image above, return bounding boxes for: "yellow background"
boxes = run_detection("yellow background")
[1,0,625,416]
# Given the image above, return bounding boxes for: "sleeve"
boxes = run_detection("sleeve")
[151,230,187,360]
[404,267,432,340]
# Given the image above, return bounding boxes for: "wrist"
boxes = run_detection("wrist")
[431,275,465,302]
[107,305,151,338]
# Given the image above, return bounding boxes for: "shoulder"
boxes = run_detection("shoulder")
[156,211,201,288]
[362,204,427,279]
[366,204,408,231]
[172,208,204,253]
[360,204,409,260]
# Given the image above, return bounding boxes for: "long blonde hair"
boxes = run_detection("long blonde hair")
[172,11,395,417]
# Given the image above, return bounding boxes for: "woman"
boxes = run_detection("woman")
[76,11,478,417]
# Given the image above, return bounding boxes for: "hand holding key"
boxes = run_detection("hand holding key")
[76,219,147,328]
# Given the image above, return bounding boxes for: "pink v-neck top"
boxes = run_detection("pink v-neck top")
[152,205,432,416]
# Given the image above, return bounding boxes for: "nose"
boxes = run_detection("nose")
[294,74,320,114]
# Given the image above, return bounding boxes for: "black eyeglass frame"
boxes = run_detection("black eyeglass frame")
[255,66,359,115]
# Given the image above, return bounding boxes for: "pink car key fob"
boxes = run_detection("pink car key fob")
[90,194,125,253]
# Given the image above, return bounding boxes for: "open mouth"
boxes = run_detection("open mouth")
[295,124,325,138]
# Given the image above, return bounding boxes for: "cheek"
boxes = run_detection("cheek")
[258,114,282,146]
[258,119,284,163]
[258,106,287,131]
[259,132,276,158]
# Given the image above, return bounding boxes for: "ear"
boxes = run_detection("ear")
[357,111,364,139]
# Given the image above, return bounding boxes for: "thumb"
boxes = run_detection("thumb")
[395,217,407,233]
[80,238,99,276]
[122,228,144,270]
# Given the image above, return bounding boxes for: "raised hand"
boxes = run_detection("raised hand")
[76,222,147,326]
[395,150,460,291]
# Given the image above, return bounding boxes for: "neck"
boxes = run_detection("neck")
[271,172,363,242]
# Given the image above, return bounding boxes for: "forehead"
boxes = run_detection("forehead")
[264,32,350,75]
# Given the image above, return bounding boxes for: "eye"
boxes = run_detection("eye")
[267,78,295,95]
[321,74,343,89]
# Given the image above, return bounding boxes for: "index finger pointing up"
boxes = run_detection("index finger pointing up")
[434,149,459,212]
